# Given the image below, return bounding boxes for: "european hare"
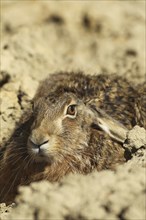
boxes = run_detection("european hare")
[0,72,145,203]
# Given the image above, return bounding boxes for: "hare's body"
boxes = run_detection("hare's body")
[0,72,145,203]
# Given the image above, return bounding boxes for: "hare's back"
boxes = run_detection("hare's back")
[34,72,142,128]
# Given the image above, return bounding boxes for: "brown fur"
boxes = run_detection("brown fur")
[0,72,145,203]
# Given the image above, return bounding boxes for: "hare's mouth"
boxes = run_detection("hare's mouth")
[33,153,52,163]
[31,149,53,163]
[27,138,52,163]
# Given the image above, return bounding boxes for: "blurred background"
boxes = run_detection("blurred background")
[1,0,145,81]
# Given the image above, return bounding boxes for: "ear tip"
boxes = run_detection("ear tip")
[86,104,128,143]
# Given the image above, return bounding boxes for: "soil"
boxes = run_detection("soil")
[0,1,146,220]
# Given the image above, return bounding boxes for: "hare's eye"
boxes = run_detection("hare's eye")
[66,105,76,116]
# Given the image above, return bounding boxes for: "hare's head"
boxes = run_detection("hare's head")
[27,93,93,163]
[27,92,127,164]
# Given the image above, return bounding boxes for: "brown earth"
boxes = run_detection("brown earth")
[0,1,146,220]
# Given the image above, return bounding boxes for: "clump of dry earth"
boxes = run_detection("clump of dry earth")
[0,1,146,220]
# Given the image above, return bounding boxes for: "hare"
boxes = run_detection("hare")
[0,71,145,203]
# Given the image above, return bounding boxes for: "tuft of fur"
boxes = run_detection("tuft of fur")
[0,72,145,203]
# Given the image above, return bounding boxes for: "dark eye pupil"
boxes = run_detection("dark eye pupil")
[31,101,34,111]
[67,105,76,115]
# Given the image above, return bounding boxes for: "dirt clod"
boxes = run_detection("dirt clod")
[124,126,146,152]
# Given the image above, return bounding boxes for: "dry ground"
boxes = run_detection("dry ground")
[0,1,146,220]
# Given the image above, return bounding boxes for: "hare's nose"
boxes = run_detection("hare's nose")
[28,138,49,149]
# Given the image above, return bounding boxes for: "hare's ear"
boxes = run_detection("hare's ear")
[87,104,128,143]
